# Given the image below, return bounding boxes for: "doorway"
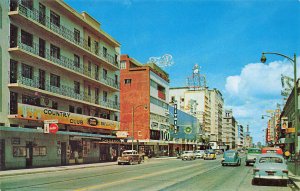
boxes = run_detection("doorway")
[26,142,33,168]
[0,139,5,170]
[61,142,67,165]
[99,144,110,162]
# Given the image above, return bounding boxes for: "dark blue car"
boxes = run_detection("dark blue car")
[221,150,241,166]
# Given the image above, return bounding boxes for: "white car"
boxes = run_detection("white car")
[195,150,205,159]
[181,151,196,160]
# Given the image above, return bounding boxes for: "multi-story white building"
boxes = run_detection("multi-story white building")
[0,0,121,170]
[208,88,224,147]
[169,87,211,138]
[222,109,236,149]
[236,124,244,149]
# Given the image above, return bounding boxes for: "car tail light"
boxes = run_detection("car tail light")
[282,170,288,174]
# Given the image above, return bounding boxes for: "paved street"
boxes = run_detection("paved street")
[0,156,295,191]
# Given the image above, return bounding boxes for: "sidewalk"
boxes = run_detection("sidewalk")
[289,171,300,190]
[0,157,177,177]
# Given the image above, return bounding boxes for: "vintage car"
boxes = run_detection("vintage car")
[181,151,196,160]
[245,148,261,166]
[252,153,288,186]
[117,150,142,165]
[195,150,206,159]
[221,150,241,166]
[203,149,216,160]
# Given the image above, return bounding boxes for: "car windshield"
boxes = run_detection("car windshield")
[206,150,214,154]
[259,157,283,163]
[248,149,261,154]
[225,152,235,157]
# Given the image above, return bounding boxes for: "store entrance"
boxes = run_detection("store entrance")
[61,142,67,165]
[26,142,33,168]
[99,144,110,162]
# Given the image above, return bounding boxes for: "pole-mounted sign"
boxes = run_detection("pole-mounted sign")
[174,104,178,133]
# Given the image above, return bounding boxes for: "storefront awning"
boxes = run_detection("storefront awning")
[0,126,116,139]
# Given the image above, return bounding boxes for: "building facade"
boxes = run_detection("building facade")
[120,55,170,157]
[0,0,122,170]
[222,109,236,149]
[169,87,212,140]
[208,89,224,147]
[236,124,244,149]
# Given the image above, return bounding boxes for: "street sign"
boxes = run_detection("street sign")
[44,119,58,124]
[49,123,59,134]
[44,123,49,134]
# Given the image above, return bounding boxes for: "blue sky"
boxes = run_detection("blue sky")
[65,0,300,144]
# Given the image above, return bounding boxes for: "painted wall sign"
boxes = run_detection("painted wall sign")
[17,103,120,130]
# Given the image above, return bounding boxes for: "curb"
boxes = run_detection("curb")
[0,163,116,178]
[289,177,300,191]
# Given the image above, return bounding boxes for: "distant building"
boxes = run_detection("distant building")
[236,124,244,148]
[244,125,253,148]
[222,109,236,149]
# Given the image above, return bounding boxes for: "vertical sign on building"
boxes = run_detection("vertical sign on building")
[174,104,178,133]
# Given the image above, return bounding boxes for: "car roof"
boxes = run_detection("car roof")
[225,150,236,153]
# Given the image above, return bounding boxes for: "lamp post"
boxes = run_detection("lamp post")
[132,104,148,151]
[261,52,298,155]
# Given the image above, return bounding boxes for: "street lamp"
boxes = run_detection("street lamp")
[261,115,271,120]
[260,52,298,154]
[132,104,148,151]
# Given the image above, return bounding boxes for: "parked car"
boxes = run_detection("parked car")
[181,151,196,160]
[117,150,142,165]
[221,150,241,166]
[195,150,205,159]
[214,149,224,155]
[252,153,288,186]
[245,148,261,166]
[203,149,216,160]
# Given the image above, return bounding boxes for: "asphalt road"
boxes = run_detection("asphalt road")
[0,156,294,191]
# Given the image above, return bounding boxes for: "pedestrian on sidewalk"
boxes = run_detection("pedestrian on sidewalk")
[74,150,79,164]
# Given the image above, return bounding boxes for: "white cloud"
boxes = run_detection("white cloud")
[225,60,293,99]
[224,57,300,144]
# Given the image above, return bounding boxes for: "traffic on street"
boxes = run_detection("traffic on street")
[0,153,296,191]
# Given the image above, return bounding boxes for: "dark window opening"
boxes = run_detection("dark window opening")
[22,63,33,79]
[21,30,33,47]
[76,107,82,114]
[74,29,80,44]
[50,44,60,59]
[69,105,75,113]
[103,47,107,58]
[74,81,80,94]
[52,101,58,109]
[50,10,60,27]
[74,54,80,68]
[50,73,60,87]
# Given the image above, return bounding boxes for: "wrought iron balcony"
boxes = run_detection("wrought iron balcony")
[11,36,120,90]
[12,72,120,110]
[12,2,120,69]
[12,36,84,74]
[100,76,120,90]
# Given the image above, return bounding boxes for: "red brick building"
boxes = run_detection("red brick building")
[120,55,170,156]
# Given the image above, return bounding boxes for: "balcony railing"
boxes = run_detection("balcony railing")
[13,73,120,110]
[10,36,120,90]
[12,2,120,69]
[101,76,120,90]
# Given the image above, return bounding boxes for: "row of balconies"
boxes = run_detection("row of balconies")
[10,36,120,90]
[11,73,120,111]
[10,2,119,69]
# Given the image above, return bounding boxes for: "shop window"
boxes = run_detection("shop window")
[76,107,82,114]
[69,105,75,113]
[52,101,58,109]
[13,146,26,157]
[33,147,47,156]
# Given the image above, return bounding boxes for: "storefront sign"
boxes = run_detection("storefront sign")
[94,138,121,143]
[116,131,128,138]
[49,123,59,134]
[17,103,120,130]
